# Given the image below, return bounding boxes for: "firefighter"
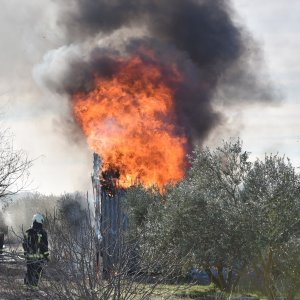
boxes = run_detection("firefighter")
[23,213,49,287]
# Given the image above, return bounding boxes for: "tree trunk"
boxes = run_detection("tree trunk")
[263,248,276,300]
[232,266,244,292]
[206,268,223,290]
[216,264,227,291]
[286,291,295,300]
[205,264,233,292]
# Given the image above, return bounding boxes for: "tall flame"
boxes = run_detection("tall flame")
[72,53,187,188]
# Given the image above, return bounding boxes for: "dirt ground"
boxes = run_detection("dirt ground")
[0,246,39,300]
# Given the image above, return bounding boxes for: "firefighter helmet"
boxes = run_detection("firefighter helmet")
[32,213,44,224]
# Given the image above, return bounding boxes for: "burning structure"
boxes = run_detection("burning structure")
[35,0,276,273]
[74,51,188,190]
[92,153,126,277]
[37,0,275,185]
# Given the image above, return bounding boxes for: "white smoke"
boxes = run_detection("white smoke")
[0,1,92,195]
[33,45,83,93]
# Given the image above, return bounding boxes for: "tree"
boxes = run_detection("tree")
[242,155,300,299]
[122,140,300,298]
[141,140,254,292]
[0,128,32,254]
[122,184,161,236]
[0,129,32,202]
[272,238,300,300]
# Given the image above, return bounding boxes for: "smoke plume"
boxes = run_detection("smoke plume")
[38,0,277,145]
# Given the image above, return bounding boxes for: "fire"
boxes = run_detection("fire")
[72,52,187,189]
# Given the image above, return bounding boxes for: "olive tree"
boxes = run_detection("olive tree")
[122,185,162,236]
[272,238,300,300]
[242,155,300,299]
[140,140,254,292]
[120,141,300,297]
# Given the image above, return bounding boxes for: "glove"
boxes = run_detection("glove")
[43,253,50,262]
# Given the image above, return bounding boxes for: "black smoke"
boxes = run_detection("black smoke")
[52,0,277,144]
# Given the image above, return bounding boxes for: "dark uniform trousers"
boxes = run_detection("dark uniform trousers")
[23,223,49,287]
[25,258,44,286]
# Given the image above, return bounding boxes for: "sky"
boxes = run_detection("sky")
[231,0,300,165]
[0,0,300,195]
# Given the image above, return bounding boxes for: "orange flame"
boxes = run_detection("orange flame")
[72,53,187,189]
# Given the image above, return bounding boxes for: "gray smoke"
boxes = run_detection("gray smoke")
[43,0,278,145]
[0,210,7,233]
[57,192,88,230]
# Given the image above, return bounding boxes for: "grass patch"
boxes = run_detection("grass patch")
[147,283,216,299]
[149,284,264,299]
[174,284,216,298]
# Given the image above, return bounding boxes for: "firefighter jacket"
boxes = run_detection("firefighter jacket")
[23,222,49,260]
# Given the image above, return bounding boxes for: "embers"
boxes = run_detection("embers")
[101,167,120,197]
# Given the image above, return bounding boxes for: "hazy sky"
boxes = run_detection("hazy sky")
[0,0,300,195]
[232,0,300,166]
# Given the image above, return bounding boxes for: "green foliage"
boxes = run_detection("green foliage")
[123,139,300,297]
[242,155,300,299]
[152,140,253,291]
[122,184,161,231]
[243,155,300,249]
[272,238,300,299]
